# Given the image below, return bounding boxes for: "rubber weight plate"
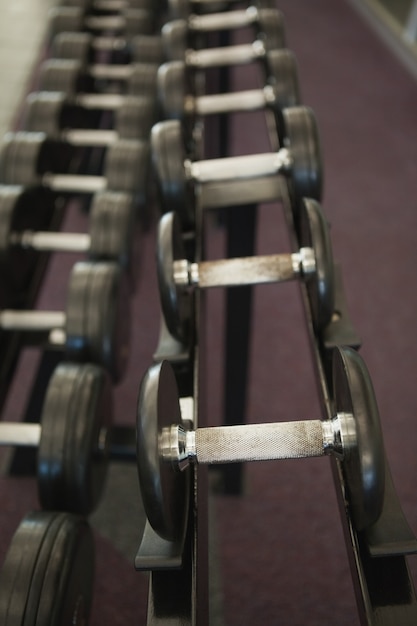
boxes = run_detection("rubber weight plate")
[266,49,301,144]
[126,63,158,96]
[298,198,335,332]
[0,511,94,626]
[151,120,194,225]
[51,32,92,63]
[137,360,189,542]
[88,191,137,286]
[104,139,149,205]
[130,35,164,65]
[161,20,188,62]
[38,362,112,515]
[157,211,192,342]
[115,96,156,140]
[65,261,131,382]
[24,92,66,138]
[38,60,85,95]
[257,9,286,49]
[333,346,385,531]
[282,106,323,202]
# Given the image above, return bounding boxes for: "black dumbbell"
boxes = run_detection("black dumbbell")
[0,186,136,285]
[0,510,94,625]
[157,201,334,341]
[0,131,149,205]
[49,6,154,38]
[137,346,385,542]
[52,31,164,65]
[38,58,158,98]
[158,50,300,143]
[0,362,112,514]
[24,91,155,142]
[0,261,129,382]
[151,110,322,224]
[162,10,285,63]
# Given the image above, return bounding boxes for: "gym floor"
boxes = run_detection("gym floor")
[0,1,416,625]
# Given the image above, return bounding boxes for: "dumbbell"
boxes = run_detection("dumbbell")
[0,511,94,625]
[151,110,322,223]
[49,6,154,38]
[0,186,136,285]
[158,50,300,143]
[0,362,112,514]
[0,261,129,382]
[52,31,164,65]
[0,131,149,205]
[158,201,334,341]
[162,11,285,63]
[137,346,385,542]
[38,58,158,98]
[24,91,155,142]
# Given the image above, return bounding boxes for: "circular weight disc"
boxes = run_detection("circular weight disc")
[38,59,82,95]
[298,198,334,331]
[65,261,130,382]
[0,511,94,626]
[124,9,154,37]
[167,0,189,19]
[157,211,191,341]
[161,20,188,61]
[151,120,194,225]
[0,132,45,187]
[282,106,323,202]
[104,139,149,206]
[115,96,155,140]
[266,49,301,144]
[38,363,80,511]
[137,361,188,541]
[51,32,92,63]
[157,61,186,122]
[89,191,137,286]
[126,63,158,96]
[333,346,385,531]
[85,262,131,383]
[257,9,286,50]
[23,92,65,138]
[130,35,164,64]
[38,362,112,515]
[48,8,84,37]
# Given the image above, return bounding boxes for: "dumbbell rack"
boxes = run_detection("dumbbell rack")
[0,0,416,624]
[137,2,417,626]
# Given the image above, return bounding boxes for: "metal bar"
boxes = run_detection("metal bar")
[0,310,66,332]
[16,231,90,253]
[61,129,118,147]
[189,149,289,183]
[84,15,127,31]
[0,423,41,447]
[195,253,297,288]
[76,93,126,109]
[195,88,268,116]
[88,63,133,80]
[43,173,107,194]
[186,41,265,68]
[189,8,257,32]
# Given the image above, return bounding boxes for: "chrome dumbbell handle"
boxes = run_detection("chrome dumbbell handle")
[0,422,41,447]
[0,310,66,332]
[188,7,259,31]
[186,85,276,116]
[187,148,291,184]
[160,413,356,469]
[75,93,130,109]
[42,173,107,194]
[185,40,265,68]
[59,129,119,147]
[10,231,91,253]
[173,249,315,289]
